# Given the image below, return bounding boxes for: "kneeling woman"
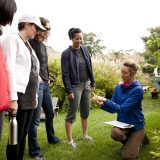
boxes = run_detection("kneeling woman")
[92,60,149,160]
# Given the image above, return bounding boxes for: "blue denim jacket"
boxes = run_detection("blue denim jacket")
[61,45,95,94]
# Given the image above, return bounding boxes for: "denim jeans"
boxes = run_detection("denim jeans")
[154,79,160,89]
[28,82,58,157]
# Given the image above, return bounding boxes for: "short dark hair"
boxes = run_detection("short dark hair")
[0,0,17,26]
[18,22,26,31]
[68,28,82,40]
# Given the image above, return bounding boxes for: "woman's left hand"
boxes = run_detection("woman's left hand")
[91,86,95,91]
[91,82,96,91]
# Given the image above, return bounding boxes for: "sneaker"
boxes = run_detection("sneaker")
[68,140,77,148]
[33,154,45,160]
[83,135,94,142]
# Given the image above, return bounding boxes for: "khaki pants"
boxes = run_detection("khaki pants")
[111,127,145,160]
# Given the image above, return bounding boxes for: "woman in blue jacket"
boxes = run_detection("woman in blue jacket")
[92,60,149,160]
[61,28,95,148]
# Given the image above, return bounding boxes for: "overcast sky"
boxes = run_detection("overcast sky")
[2,0,160,52]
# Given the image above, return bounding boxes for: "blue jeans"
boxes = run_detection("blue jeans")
[28,82,59,157]
[154,79,160,90]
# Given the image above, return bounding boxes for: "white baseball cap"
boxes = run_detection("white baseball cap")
[19,14,46,31]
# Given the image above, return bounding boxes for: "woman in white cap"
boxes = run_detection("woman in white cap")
[1,14,46,160]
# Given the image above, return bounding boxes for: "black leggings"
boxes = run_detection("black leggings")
[7,109,34,160]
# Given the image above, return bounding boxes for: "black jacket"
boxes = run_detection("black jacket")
[61,45,95,94]
[29,39,49,82]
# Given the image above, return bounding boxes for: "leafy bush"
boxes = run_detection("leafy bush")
[48,59,66,110]
[92,62,120,99]
[142,63,156,75]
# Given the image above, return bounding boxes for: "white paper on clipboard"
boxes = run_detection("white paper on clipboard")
[104,120,134,129]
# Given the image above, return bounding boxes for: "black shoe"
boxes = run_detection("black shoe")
[48,136,60,144]
[143,135,150,145]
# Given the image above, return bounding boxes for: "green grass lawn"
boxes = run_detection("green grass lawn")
[0,92,160,160]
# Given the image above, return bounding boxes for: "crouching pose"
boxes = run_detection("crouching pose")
[92,60,149,160]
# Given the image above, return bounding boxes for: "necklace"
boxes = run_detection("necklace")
[18,34,32,54]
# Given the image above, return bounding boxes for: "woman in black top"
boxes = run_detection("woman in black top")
[28,17,59,160]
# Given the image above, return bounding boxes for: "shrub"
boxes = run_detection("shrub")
[142,63,156,75]
[48,59,66,110]
[92,62,120,99]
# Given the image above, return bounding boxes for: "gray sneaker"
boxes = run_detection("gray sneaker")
[83,135,94,141]
[68,140,77,148]
[33,155,45,160]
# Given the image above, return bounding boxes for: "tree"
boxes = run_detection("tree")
[83,32,106,57]
[142,63,156,75]
[142,27,160,67]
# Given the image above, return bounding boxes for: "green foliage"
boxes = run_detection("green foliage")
[83,32,106,57]
[110,50,126,61]
[142,27,160,69]
[92,63,119,99]
[149,131,160,158]
[141,63,156,75]
[1,93,160,160]
[142,27,160,51]
[48,59,66,110]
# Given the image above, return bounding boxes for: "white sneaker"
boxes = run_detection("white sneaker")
[68,140,77,148]
[83,135,94,142]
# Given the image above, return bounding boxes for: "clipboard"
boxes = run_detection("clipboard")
[104,120,135,129]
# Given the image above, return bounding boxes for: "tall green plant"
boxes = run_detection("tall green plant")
[142,27,160,68]
[48,59,66,110]
[92,63,119,99]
